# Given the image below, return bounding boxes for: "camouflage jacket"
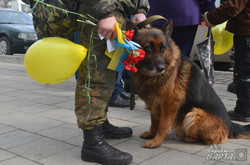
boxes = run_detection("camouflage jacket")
[23,0,150,20]
[78,0,150,20]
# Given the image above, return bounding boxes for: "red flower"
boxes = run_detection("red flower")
[122,48,145,72]
[124,64,138,72]
[125,30,135,40]
[135,49,145,60]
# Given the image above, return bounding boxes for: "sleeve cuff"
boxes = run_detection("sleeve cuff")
[134,9,147,16]
[203,12,215,27]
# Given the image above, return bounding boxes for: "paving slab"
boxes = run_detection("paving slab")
[0,56,250,165]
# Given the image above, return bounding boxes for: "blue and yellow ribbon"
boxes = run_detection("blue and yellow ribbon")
[106,22,140,72]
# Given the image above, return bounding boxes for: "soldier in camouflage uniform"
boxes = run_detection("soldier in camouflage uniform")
[76,1,149,164]
[23,0,149,164]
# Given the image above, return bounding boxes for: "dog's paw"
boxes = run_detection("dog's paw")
[142,139,161,148]
[140,131,155,139]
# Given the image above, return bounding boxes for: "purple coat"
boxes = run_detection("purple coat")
[147,0,216,26]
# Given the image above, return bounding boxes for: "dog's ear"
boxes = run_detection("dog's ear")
[161,20,173,37]
[126,20,139,33]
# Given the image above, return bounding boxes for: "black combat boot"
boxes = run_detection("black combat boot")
[102,119,133,139]
[81,124,133,165]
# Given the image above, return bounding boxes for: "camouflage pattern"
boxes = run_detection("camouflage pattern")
[75,11,127,130]
[75,40,116,130]
[31,0,80,37]
[78,0,150,20]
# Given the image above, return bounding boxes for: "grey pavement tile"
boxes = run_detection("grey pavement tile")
[8,137,75,161]
[0,99,36,109]
[14,93,54,102]
[114,139,168,164]
[36,86,75,97]
[196,143,250,165]
[161,134,209,154]
[3,89,37,98]
[5,81,44,91]
[0,130,41,149]
[0,124,16,135]
[139,150,230,165]
[15,82,49,91]
[32,83,75,97]
[221,99,236,110]
[131,124,152,142]
[134,124,210,154]
[106,138,132,146]
[11,117,65,133]
[108,107,150,125]
[0,95,19,104]
[37,108,76,124]
[0,112,35,125]
[64,135,83,147]
[0,157,41,165]
[37,123,82,141]
[14,103,58,114]
[131,125,209,154]
[0,149,16,161]
[38,147,95,165]
[107,117,141,128]
[53,100,75,110]
[35,96,72,105]
[228,138,250,147]
[0,112,37,125]
[0,107,19,115]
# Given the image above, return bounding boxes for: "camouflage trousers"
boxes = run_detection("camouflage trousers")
[75,12,126,130]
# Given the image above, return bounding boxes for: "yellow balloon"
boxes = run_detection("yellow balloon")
[212,22,234,55]
[24,37,87,85]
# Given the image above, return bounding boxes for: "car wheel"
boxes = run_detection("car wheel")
[0,36,12,55]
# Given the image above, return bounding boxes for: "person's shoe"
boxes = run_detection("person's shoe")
[227,81,238,94]
[228,110,250,122]
[102,119,133,139]
[82,125,133,164]
[109,94,130,107]
[120,91,139,100]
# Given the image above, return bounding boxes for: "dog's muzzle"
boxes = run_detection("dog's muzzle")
[156,63,166,73]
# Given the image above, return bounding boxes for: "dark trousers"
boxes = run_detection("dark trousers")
[171,25,198,58]
[110,71,123,99]
[234,35,250,116]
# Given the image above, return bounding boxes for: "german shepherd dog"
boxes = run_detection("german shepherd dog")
[127,20,250,148]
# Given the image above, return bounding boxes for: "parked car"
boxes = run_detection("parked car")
[190,25,233,70]
[0,9,38,55]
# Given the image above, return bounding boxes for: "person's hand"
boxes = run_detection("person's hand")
[202,12,215,27]
[132,13,146,22]
[98,16,117,40]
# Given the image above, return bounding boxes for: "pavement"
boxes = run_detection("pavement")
[0,54,250,165]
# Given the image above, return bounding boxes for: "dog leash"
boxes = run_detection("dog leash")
[130,15,169,110]
[135,15,168,28]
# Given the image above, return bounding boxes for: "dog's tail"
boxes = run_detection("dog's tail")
[229,122,250,139]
